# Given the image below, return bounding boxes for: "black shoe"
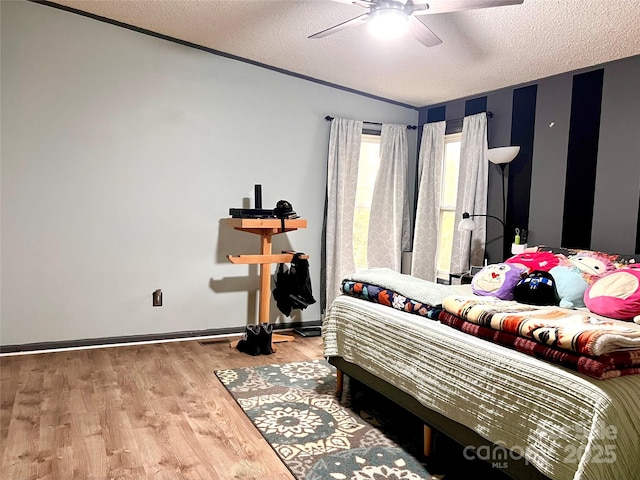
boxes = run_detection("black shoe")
[237,325,261,356]
[259,323,274,355]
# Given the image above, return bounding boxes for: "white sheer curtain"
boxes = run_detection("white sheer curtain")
[411,121,446,281]
[450,112,489,273]
[366,124,410,271]
[325,118,363,309]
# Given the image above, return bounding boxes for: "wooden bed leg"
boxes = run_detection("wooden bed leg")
[423,425,433,457]
[336,369,344,398]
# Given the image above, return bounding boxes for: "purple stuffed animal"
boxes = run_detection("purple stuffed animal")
[472,263,526,300]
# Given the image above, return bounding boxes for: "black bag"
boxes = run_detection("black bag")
[272,253,316,316]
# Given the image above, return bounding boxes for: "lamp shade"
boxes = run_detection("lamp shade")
[458,213,476,231]
[487,146,520,165]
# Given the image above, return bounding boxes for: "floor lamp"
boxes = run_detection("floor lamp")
[487,146,520,229]
[457,146,520,267]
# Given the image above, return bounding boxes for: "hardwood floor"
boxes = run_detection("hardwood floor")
[0,334,324,480]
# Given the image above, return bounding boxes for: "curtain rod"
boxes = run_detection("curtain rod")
[325,111,493,130]
[324,116,417,130]
[444,111,494,124]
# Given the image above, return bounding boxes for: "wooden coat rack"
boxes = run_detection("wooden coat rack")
[225,217,308,346]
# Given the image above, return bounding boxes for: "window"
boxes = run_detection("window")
[353,134,381,270]
[436,133,462,278]
[352,132,460,277]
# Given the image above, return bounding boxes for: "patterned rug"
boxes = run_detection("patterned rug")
[215,359,436,480]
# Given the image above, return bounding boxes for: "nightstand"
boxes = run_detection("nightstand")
[448,271,473,285]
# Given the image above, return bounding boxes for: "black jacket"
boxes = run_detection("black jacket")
[272,253,316,316]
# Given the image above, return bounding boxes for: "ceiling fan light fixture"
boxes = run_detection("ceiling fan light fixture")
[368,8,409,39]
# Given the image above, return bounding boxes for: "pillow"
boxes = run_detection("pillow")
[471,263,525,300]
[513,270,560,306]
[505,251,561,273]
[584,265,640,323]
[549,265,588,309]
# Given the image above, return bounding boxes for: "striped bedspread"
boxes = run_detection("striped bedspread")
[323,295,640,480]
[442,295,640,356]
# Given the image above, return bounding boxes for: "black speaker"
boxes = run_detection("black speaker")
[254,184,262,209]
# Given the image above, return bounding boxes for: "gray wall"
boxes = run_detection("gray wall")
[0,1,418,346]
[528,75,572,248]
[590,58,640,253]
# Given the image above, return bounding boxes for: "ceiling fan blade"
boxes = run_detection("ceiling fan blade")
[412,0,524,15]
[309,13,370,39]
[351,0,375,7]
[325,0,373,8]
[407,16,442,47]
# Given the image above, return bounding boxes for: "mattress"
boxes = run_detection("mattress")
[323,295,640,480]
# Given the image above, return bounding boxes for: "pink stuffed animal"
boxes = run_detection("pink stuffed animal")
[584,264,640,323]
[505,251,561,274]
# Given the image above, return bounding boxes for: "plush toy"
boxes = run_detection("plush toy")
[567,251,616,284]
[584,265,640,323]
[549,265,589,309]
[505,251,561,274]
[471,263,525,300]
[513,270,560,306]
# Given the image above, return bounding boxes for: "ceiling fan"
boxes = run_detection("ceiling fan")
[309,0,524,47]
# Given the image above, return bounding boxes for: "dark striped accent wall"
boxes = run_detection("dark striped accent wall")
[635,195,640,253]
[561,69,604,249]
[507,85,537,258]
[637,192,640,254]
[465,97,487,116]
[426,105,445,123]
[418,54,640,256]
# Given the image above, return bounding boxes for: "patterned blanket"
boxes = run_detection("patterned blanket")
[437,309,640,379]
[341,268,472,320]
[442,295,640,356]
[343,268,471,305]
[341,280,441,319]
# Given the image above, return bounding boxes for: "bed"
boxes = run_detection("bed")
[322,249,640,480]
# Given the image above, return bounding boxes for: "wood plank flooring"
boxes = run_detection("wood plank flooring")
[0,335,324,480]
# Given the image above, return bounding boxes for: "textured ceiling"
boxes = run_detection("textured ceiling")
[48,0,640,107]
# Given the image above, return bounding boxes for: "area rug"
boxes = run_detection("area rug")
[215,359,436,480]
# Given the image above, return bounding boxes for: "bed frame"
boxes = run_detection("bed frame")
[329,356,551,480]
